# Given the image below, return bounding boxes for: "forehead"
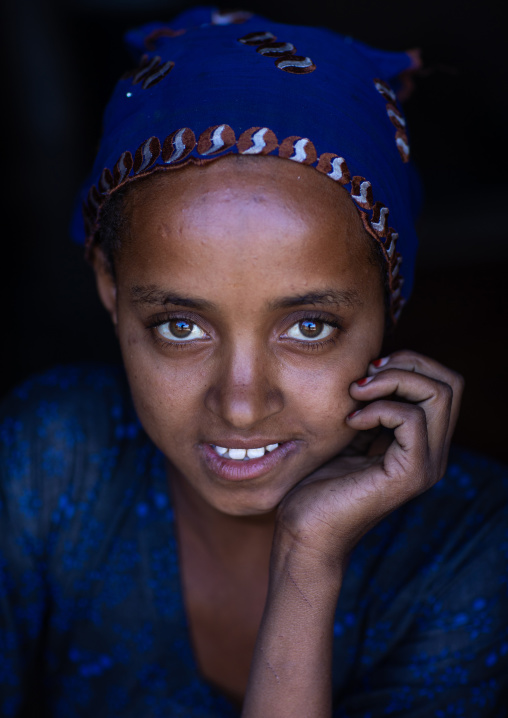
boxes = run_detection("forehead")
[117,156,380,303]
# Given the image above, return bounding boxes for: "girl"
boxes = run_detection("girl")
[1,7,507,716]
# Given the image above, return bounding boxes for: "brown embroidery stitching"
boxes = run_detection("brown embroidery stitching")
[351,176,374,209]
[238,31,277,45]
[211,9,253,25]
[84,124,406,322]
[373,78,410,163]
[99,168,114,194]
[373,78,396,103]
[124,54,175,90]
[275,56,316,74]
[395,129,410,162]
[144,27,186,51]
[385,102,406,130]
[238,31,316,73]
[162,128,196,164]
[316,153,351,185]
[256,41,296,57]
[133,136,161,174]
[237,127,278,155]
[278,136,317,164]
[113,151,133,185]
[197,125,236,155]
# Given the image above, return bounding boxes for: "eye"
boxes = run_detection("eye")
[156,319,206,342]
[286,319,334,342]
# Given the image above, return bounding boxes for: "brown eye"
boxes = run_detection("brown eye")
[156,319,206,342]
[299,319,323,337]
[287,319,334,342]
[170,319,192,338]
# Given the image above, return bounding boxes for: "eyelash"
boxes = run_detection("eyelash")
[283,312,343,350]
[146,312,343,351]
[146,312,207,350]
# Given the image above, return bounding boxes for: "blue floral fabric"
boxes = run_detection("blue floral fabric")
[1,364,507,717]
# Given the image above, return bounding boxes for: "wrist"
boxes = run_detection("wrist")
[269,526,345,603]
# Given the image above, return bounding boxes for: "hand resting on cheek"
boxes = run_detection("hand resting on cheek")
[244,352,464,717]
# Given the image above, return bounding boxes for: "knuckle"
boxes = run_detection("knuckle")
[410,404,428,430]
[389,349,419,366]
[452,371,465,393]
[436,380,453,404]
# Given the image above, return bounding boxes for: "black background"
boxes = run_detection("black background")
[1,0,507,460]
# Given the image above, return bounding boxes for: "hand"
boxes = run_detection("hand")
[275,350,464,567]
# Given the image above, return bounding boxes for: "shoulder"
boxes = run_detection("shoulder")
[334,449,508,708]
[1,362,136,450]
[0,363,141,527]
[364,445,508,588]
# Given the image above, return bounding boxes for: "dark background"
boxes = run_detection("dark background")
[1,0,507,460]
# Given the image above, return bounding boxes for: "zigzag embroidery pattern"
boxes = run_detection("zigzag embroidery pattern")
[238,31,316,74]
[84,124,404,321]
[373,78,410,163]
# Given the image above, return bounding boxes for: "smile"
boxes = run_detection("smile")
[211,443,279,460]
[200,440,299,481]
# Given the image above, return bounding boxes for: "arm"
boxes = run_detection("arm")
[242,350,464,717]
[242,532,343,717]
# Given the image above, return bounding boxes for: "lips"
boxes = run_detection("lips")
[211,443,279,461]
[200,440,298,481]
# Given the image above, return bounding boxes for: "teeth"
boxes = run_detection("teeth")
[247,447,265,459]
[228,448,247,460]
[212,443,280,460]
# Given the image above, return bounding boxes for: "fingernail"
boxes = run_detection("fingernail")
[347,409,362,419]
[356,375,374,386]
[371,356,389,369]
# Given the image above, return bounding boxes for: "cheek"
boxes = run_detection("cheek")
[280,356,358,434]
[119,329,207,443]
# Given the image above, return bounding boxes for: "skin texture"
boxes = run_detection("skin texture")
[93,155,463,714]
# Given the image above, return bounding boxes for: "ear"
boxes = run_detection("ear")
[91,247,118,327]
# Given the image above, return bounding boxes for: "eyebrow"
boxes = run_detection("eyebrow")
[130,285,361,312]
[130,285,217,311]
[268,289,361,311]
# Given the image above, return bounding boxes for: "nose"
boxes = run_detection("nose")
[204,341,284,430]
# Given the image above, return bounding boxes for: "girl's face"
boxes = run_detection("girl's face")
[95,156,385,516]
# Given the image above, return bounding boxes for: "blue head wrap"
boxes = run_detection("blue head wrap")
[72,6,422,321]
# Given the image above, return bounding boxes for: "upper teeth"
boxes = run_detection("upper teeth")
[212,443,279,460]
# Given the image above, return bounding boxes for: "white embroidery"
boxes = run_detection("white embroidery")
[289,138,311,162]
[136,138,157,173]
[327,157,347,182]
[386,233,398,259]
[387,107,406,127]
[201,125,227,155]
[115,152,131,183]
[143,60,174,90]
[276,56,314,70]
[99,169,112,193]
[258,42,295,55]
[164,128,188,163]
[211,10,253,24]
[241,128,269,154]
[396,136,410,159]
[239,32,276,44]
[371,206,389,234]
[374,79,396,101]
[351,181,372,207]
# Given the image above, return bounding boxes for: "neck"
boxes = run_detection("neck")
[167,461,276,566]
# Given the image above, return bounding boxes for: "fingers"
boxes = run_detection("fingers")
[350,368,450,457]
[368,350,464,449]
[349,350,464,478]
[347,399,431,499]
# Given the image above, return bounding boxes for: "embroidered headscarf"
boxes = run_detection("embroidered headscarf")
[71,6,422,321]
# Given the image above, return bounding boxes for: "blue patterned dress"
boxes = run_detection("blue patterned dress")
[1,365,507,717]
